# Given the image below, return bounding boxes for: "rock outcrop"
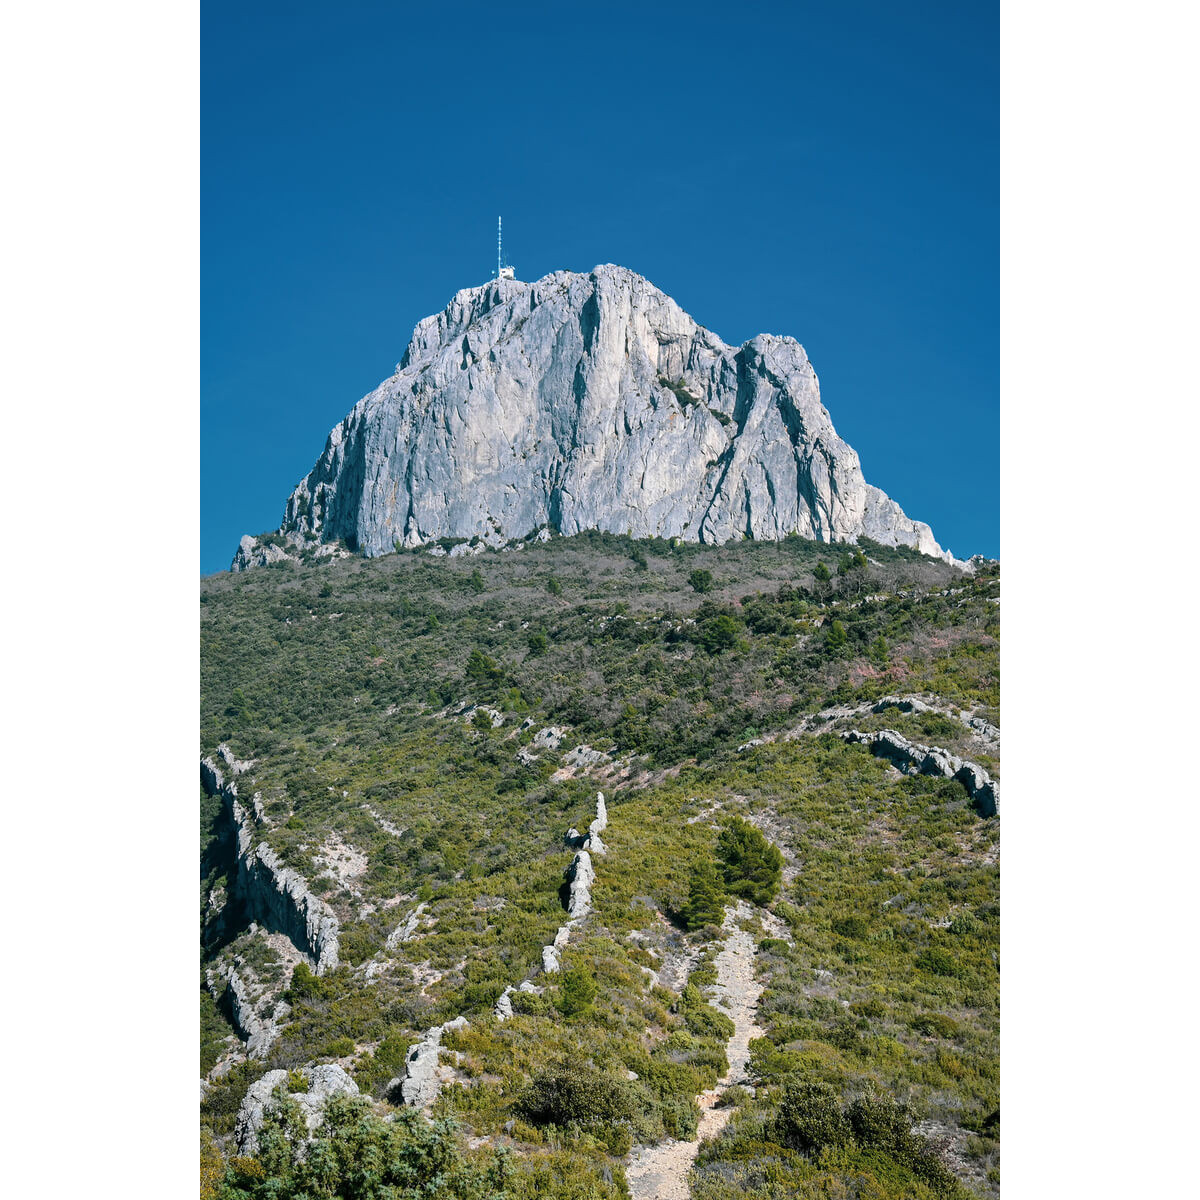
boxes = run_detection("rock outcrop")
[220,965,285,1058]
[234,1064,359,1155]
[842,729,999,817]
[201,756,341,973]
[399,1016,469,1109]
[236,266,954,568]
[566,850,595,918]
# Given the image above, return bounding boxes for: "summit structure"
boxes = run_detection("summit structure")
[234,265,954,568]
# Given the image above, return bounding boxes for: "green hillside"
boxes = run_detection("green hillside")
[200,532,999,1199]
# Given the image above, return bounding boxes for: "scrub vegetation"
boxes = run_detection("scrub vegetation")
[200,532,998,1198]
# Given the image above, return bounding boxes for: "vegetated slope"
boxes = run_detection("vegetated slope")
[200,532,999,1199]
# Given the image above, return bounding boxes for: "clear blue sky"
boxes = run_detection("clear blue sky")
[202,0,997,574]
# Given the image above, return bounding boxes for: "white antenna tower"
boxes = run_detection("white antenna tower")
[496,215,515,280]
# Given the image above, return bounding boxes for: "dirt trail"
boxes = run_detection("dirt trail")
[626,901,764,1200]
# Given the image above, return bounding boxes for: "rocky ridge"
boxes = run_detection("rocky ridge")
[235,265,955,568]
[201,755,341,975]
[841,728,1000,817]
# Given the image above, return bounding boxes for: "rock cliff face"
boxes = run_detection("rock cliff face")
[201,756,341,973]
[238,265,952,565]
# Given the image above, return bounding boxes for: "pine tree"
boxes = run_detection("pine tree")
[684,859,726,930]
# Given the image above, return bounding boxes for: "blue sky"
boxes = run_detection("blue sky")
[202,0,997,573]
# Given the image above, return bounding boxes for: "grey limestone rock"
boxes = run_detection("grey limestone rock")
[234,1064,359,1155]
[842,729,999,817]
[400,1016,469,1108]
[201,756,341,974]
[566,850,595,918]
[223,966,285,1058]
[238,266,954,567]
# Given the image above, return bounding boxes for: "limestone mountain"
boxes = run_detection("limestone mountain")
[235,265,953,569]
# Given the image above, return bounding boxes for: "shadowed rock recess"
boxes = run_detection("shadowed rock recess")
[234,265,953,567]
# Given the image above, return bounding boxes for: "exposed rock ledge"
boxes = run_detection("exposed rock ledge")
[201,756,340,973]
[842,729,999,817]
[397,1016,469,1109]
[215,964,286,1058]
[234,1064,358,1155]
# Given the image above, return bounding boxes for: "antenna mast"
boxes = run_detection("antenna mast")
[496,215,515,280]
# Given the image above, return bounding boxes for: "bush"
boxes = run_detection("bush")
[915,947,965,978]
[218,1092,508,1199]
[555,964,599,1018]
[518,1062,635,1128]
[910,1012,961,1039]
[689,569,714,593]
[777,1080,851,1154]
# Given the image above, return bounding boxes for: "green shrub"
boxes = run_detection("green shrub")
[555,964,599,1018]
[910,1012,961,1039]
[219,1093,507,1199]
[915,947,964,978]
[777,1080,851,1154]
[518,1062,635,1128]
[689,569,714,594]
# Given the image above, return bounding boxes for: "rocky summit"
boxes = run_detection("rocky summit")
[234,265,953,569]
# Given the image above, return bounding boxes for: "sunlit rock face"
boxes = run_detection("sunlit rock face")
[258,264,951,562]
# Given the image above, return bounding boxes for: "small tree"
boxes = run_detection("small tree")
[869,634,889,668]
[546,576,563,596]
[825,619,848,652]
[555,963,598,1018]
[813,562,832,583]
[716,816,783,906]
[527,632,549,657]
[689,568,714,593]
[683,858,726,930]
[698,613,741,654]
[468,567,485,593]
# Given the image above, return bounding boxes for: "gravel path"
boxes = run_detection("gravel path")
[626,901,764,1200]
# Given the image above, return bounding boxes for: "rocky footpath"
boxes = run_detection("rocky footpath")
[236,265,954,566]
[842,728,1000,817]
[201,755,341,973]
[626,900,768,1200]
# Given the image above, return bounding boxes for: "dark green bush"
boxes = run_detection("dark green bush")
[915,947,965,978]
[518,1062,635,1128]
[777,1080,851,1154]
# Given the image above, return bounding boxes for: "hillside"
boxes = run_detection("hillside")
[200,532,999,1199]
